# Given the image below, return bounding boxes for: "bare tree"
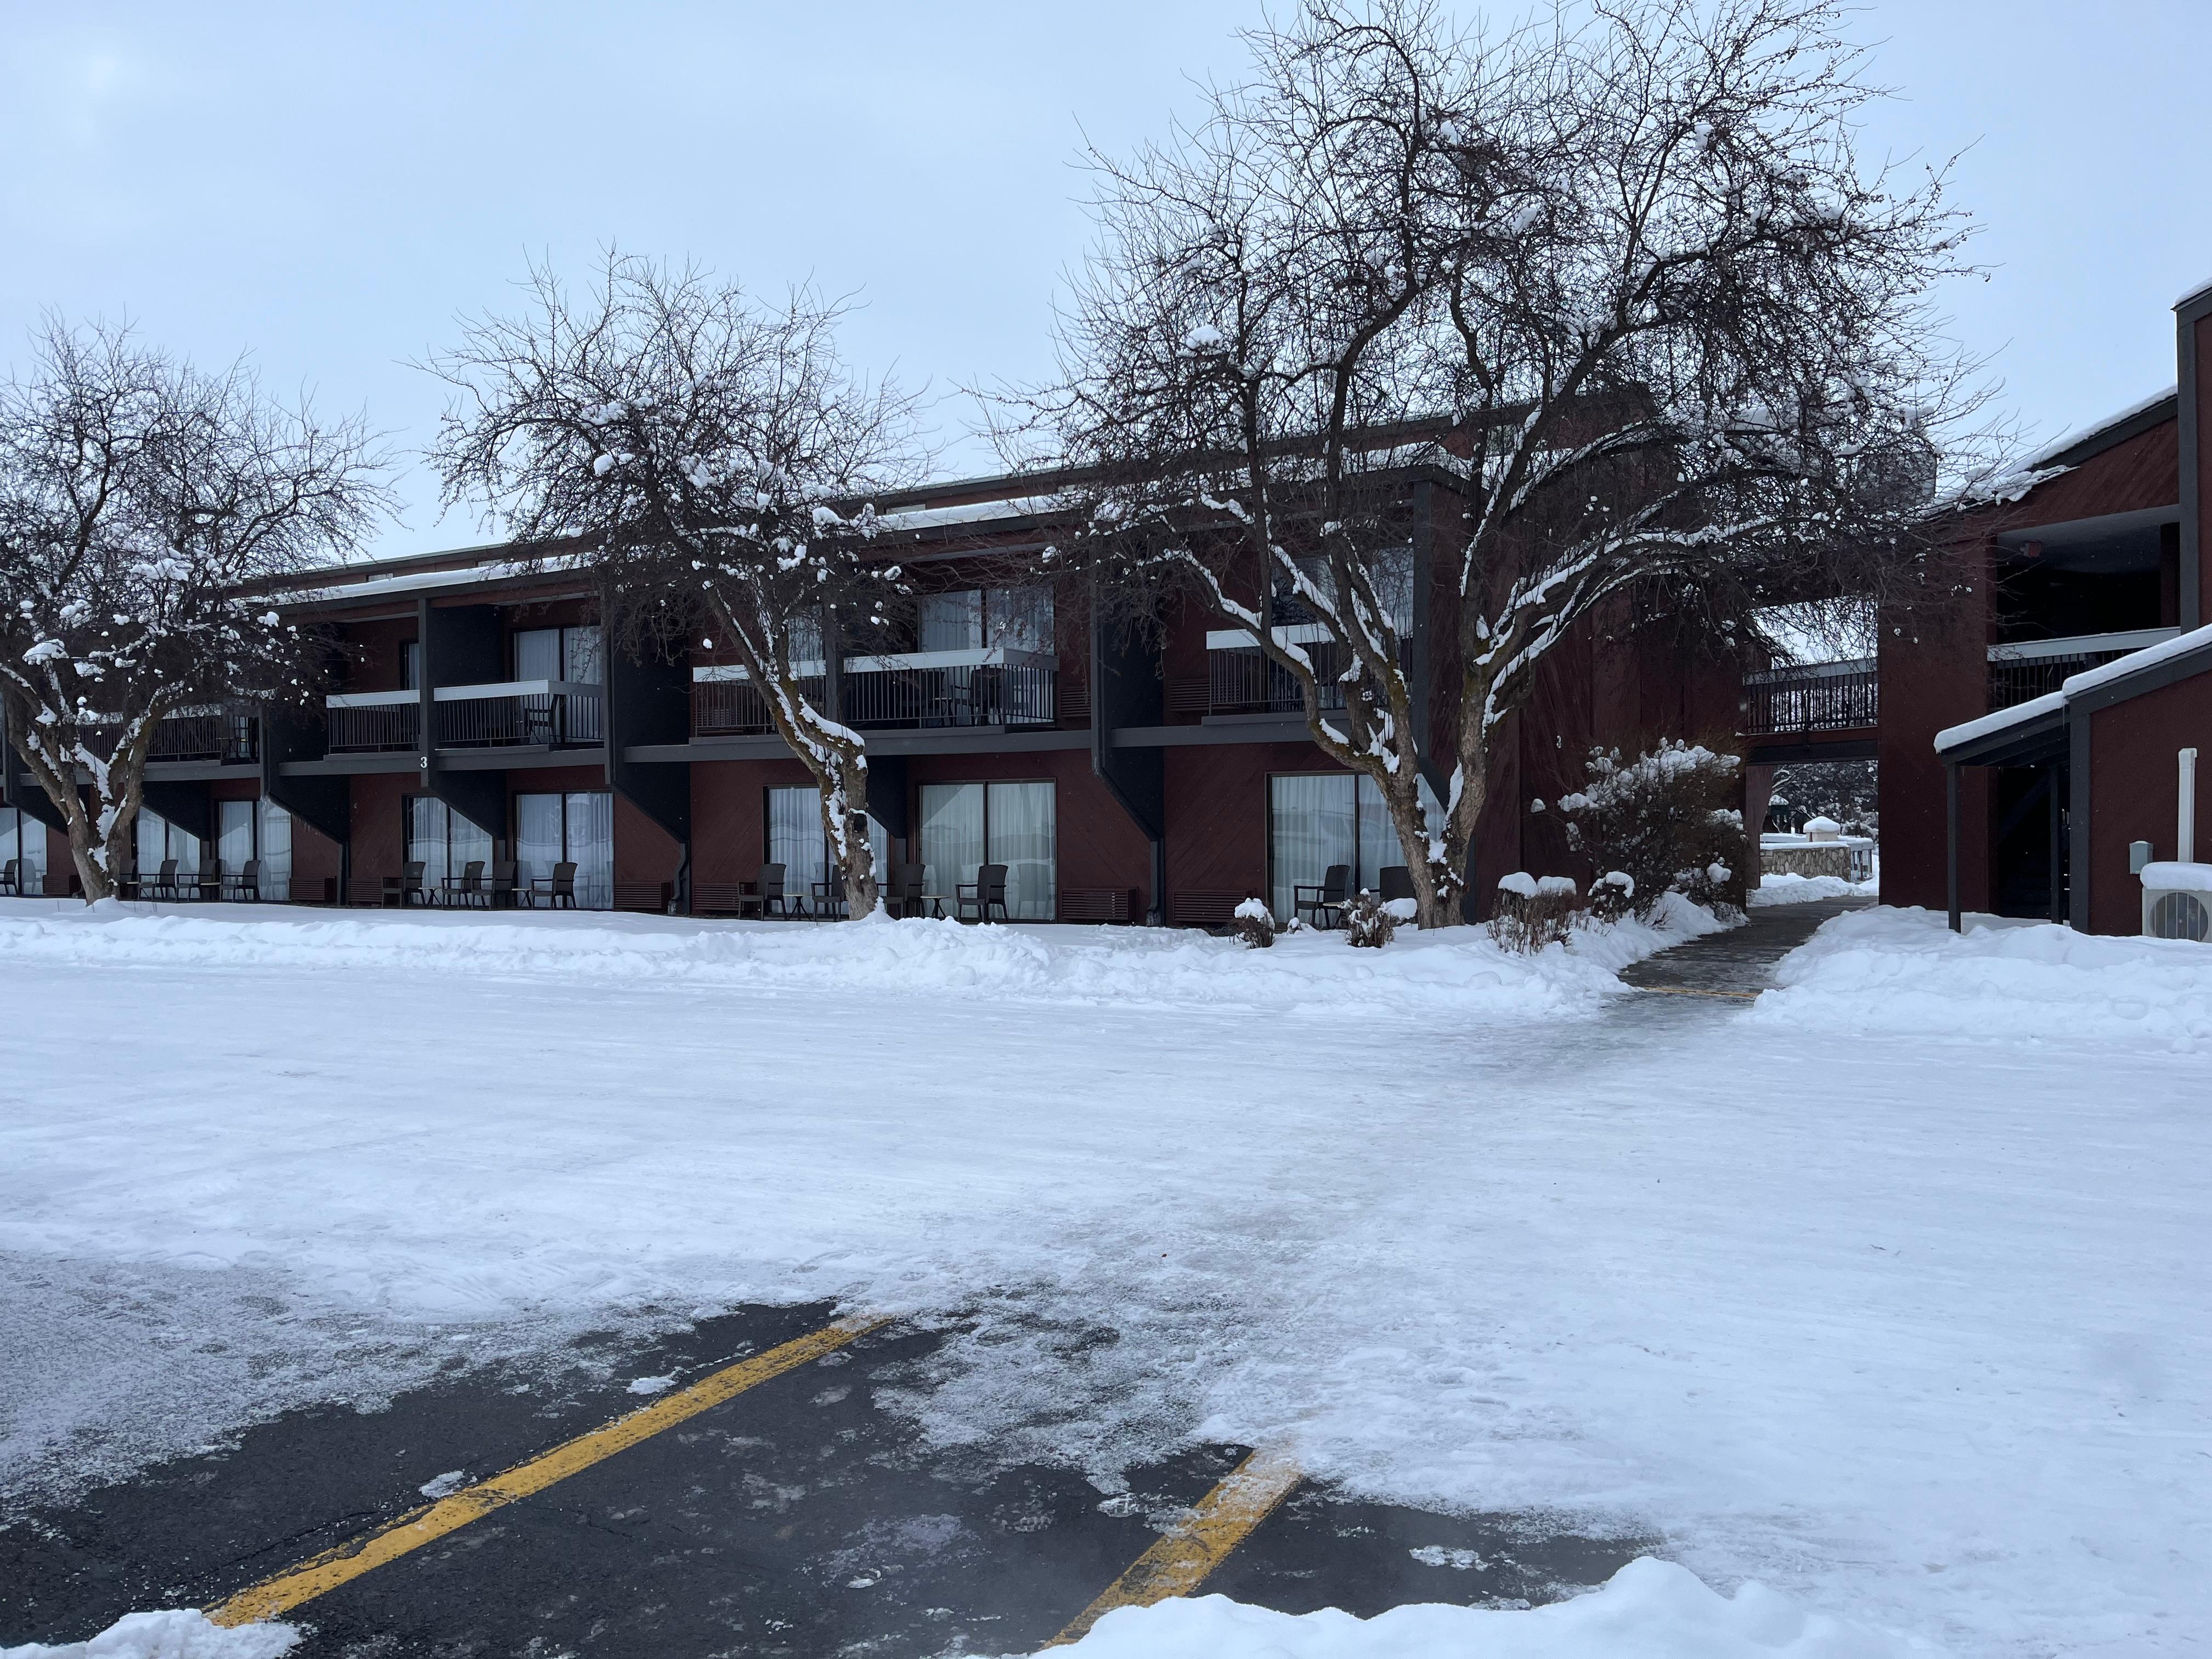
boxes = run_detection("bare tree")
[1041,0,1980,926]
[426,255,921,917]
[0,319,390,901]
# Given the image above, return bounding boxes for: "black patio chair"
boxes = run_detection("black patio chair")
[142,857,180,901]
[1378,865,1415,903]
[224,858,263,901]
[1,857,18,896]
[955,863,1010,923]
[530,861,578,909]
[883,862,927,918]
[447,859,486,907]
[736,862,792,919]
[188,859,224,902]
[1294,863,1352,929]
[811,866,847,921]
[402,860,429,906]
[487,860,519,909]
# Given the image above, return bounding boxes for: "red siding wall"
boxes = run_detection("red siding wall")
[2086,673,2212,934]
[1881,568,1995,916]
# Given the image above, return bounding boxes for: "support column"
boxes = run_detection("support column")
[1945,761,1961,933]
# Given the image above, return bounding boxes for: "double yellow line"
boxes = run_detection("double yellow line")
[204,1310,1297,1645]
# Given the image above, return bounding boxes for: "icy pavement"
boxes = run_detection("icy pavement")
[0,901,2204,1656]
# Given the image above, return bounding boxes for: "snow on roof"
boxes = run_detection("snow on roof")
[1936,620,2212,754]
[283,554,586,605]
[2023,383,2177,470]
[872,494,1063,533]
[1935,691,2065,755]
[2177,275,2212,307]
[2059,618,2212,697]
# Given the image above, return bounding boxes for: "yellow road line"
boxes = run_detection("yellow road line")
[1049,1448,1301,1647]
[1634,984,1760,1001]
[207,1312,887,1627]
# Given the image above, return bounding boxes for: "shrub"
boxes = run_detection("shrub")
[1488,872,1584,952]
[1589,869,1637,922]
[1556,741,1747,916]
[1342,889,1397,948]
[1231,896,1277,949]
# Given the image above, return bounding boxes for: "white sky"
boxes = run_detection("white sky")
[6,1,2209,561]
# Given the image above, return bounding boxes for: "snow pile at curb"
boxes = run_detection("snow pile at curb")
[0,1609,298,1659]
[1005,1560,1934,1658]
[0,895,1726,1022]
[1750,905,2212,1046]
[1750,872,1876,907]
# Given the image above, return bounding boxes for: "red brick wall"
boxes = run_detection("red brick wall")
[1881,558,1995,916]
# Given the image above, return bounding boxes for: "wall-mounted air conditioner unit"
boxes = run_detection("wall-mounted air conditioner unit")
[2141,865,2211,941]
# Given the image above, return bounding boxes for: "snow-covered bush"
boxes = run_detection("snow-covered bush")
[1589,868,1637,922]
[1342,889,1397,948]
[1231,896,1277,949]
[1557,742,1747,917]
[1488,872,1584,953]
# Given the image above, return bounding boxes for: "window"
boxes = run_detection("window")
[1266,772,1437,921]
[765,785,889,898]
[512,624,602,684]
[136,809,202,882]
[0,808,48,896]
[515,790,613,908]
[916,588,1053,654]
[405,797,494,893]
[917,780,1056,919]
[400,640,422,691]
[215,798,295,899]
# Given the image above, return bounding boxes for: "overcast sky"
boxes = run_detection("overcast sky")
[6,1,2208,561]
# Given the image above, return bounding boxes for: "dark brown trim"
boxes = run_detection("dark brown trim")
[2068,711,2094,931]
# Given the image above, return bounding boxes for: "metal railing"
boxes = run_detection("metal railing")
[1171,644,1351,717]
[328,700,420,752]
[149,708,258,763]
[434,681,603,748]
[692,663,1058,737]
[1739,660,1878,735]
[1985,628,2177,710]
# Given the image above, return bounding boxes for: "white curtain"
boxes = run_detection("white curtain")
[1268,774,1356,921]
[767,785,826,895]
[565,790,613,908]
[218,799,253,884]
[919,591,983,652]
[512,628,561,682]
[918,782,985,900]
[987,781,1056,919]
[258,800,292,900]
[1356,775,1394,895]
[514,793,562,891]
[987,586,1053,653]
[137,809,201,882]
[2,808,47,895]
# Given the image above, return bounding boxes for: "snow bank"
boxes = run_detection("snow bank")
[0,1610,297,1658]
[0,898,1723,1023]
[1750,905,2212,1045]
[1750,872,1875,907]
[1012,1560,1931,1658]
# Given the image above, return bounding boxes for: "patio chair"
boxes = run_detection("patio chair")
[224,859,262,901]
[188,860,224,902]
[1,857,17,896]
[448,860,486,907]
[883,862,927,918]
[955,863,1010,923]
[1294,863,1352,929]
[811,866,847,921]
[530,861,578,909]
[143,858,180,901]
[736,862,791,919]
[487,860,519,909]
[1378,866,1415,903]
[402,860,428,906]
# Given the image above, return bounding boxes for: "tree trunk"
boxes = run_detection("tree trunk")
[826,753,881,918]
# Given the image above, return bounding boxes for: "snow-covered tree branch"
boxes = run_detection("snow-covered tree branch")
[0,318,390,900]
[1035,0,1987,926]
[425,254,923,917]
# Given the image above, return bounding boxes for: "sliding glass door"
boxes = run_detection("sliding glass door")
[407,797,494,895]
[0,808,48,896]
[765,785,890,902]
[514,790,613,908]
[916,780,1056,919]
[1267,772,1433,920]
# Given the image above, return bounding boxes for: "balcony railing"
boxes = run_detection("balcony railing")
[433,680,603,748]
[1739,659,1878,735]
[1986,627,2177,710]
[1170,628,1379,717]
[325,690,420,752]
[693,651,1058,737]
[149,707,258,763]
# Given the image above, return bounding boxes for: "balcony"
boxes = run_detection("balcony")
[1987,627,2177,710]
[1170,628,1381,718]
[325,681,603,753]
[1739,659,1878,735]
[693,650,1059,738]
[149,706,258,764]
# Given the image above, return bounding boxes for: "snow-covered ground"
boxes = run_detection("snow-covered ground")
[1751,871,1878,906]
[1,898,2204,1658]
